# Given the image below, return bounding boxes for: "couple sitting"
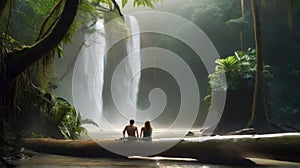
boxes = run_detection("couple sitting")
[123,119,152,140]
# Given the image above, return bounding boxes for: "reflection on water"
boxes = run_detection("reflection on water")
[82,129,202,140]
[83,129,300,142]
[16,154,300,168]
[15,154,234,168]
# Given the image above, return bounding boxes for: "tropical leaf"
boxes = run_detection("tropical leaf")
[81,118,99,127]
[122,0,128,8]
[56,45,65,58]
[207,48,272,94]
[226,16,248,26]
[215,56,238,71]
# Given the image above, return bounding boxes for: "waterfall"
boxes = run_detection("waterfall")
[72,20,106,129]
[102,15,141,127]
[70,14,142,133]
[124,16,141,120]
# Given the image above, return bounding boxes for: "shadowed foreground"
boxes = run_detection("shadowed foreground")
[21,133,300,166]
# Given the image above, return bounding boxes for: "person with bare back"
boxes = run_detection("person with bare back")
[123,119,139,138]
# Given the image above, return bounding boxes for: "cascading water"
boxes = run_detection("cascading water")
[72,20,106,129]
[65,11,223,156]
[124,15,141,120]
[71,16,141,132]
[96,15,142,130]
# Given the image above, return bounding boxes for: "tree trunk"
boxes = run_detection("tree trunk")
[0,0,79,148]
[0,0,9,19]
[248,0,269,132]
[240,0,244,50]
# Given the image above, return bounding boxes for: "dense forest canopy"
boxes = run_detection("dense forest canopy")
[0,0,300,155]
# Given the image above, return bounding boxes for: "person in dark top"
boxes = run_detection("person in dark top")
[140,120,152,140]
[123,119,139,138]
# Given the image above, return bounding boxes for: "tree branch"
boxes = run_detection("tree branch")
[111,0,124,18]
[36,0,64,41]
[96,4,111,12]
[5,0,79,81]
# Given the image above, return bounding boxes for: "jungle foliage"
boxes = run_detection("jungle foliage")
[0,0,300,146]
[205,49,273,133]
[177,0,300,131]
[207,48,272,93]
[48,92,98,140]
[0,0,160,145]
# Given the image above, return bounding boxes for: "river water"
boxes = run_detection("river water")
[15,153,300,168]
[15,132,300,168]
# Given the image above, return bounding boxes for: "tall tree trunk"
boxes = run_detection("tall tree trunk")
[248,0,269,132]
[0,0,79,148]
[0,0,10,148]
[0,77,8,148]
[0,0,9,18]
[240,0,245,50]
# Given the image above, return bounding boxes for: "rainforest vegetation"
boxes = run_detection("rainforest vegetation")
[0,0,300,166]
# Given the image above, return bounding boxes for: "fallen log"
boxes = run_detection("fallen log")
[226,128,256,135]
[21,133,300,166]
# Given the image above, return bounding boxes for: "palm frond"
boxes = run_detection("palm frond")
[80,118,99,127]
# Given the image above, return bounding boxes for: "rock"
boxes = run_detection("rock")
[185,131,195,136]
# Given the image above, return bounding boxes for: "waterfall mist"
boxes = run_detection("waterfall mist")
[72,20,106,129]
[58,10,222,140]
[68,15,143,133]
[100,15,142,131]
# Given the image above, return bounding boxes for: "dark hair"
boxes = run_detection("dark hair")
[130,119,135,125]
[144,120,152,130]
